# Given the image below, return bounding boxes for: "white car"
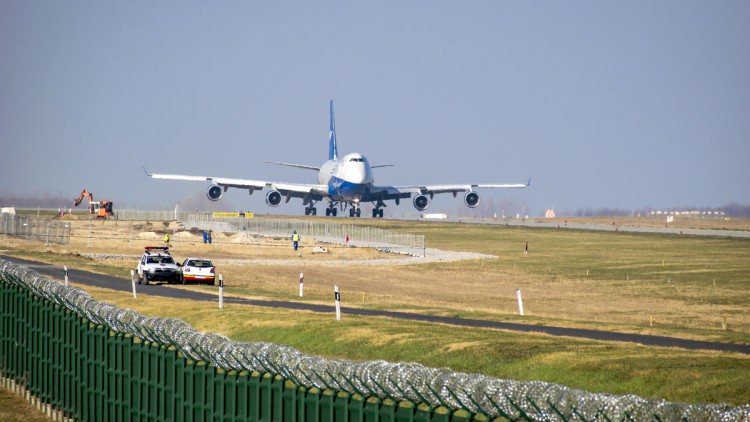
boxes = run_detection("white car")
[136,247,181,285]
[179,258,216,285]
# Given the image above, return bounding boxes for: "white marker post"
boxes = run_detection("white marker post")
[219,274,224,309]
[334,285,341,321]
[299,272,304,297]
[64,266,69,286]
[516,288,524,316]
[130,270,137,299]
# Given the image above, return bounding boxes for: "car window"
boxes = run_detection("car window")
[190,260,213,268]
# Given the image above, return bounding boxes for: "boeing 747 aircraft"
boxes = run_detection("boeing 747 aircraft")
[146,101,529,218]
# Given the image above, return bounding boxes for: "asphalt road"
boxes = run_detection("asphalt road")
[3,254,749,355]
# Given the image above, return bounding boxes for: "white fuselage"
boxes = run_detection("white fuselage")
[318,153,374,204]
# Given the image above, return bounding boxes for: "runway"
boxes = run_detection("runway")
[3,254,749,356]
[442,217,750,238]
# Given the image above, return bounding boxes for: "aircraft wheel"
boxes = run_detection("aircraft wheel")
[372,209,378,218]
[325,208,331,216]
[332,208,337,216]
[304,207,310,216]
[310,207,317,216]
[349,208,355,217]
[378,209,384,218]
[355,208,361,218]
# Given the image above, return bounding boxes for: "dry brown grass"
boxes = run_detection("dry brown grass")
[550,216,750,231]
[3,216,749,342]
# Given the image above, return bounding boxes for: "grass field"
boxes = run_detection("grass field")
[0,388,51,422]
[2,214,749,406]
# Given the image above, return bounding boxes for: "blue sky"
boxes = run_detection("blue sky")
[1,1,748,217]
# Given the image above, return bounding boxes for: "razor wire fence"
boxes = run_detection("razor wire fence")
[2,259,748,421]
[0,213,71,245]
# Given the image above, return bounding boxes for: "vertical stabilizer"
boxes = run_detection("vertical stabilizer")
[329,100,338,160]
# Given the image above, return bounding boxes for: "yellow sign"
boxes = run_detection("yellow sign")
[212,212,255,218]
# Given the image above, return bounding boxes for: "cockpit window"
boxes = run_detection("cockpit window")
[349,158,364,162]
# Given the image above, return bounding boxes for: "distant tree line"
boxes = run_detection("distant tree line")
[0,194,71,209]
[570,203,750,218]
[2,193,749,218]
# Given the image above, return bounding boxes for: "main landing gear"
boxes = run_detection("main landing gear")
[304,206,317,216]
[325,206,338,216]
[371,208,384,218]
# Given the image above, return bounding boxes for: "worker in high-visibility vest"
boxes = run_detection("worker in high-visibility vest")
[164,233,170,246]
[291,230,300,251]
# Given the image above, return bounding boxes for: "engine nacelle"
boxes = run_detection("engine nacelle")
[206,184,223,201]
[265,190,282,207]
[413,194,430,211]
[464,191,480,208]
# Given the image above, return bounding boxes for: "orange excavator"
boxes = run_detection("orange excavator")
[74,189,113,219]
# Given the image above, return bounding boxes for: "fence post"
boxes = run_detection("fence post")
[131,270,137,299]
[516,289,524,316]
[219,274,224,309]
[334,286,341,321]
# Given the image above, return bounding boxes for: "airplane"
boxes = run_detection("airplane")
[146,100,529,218]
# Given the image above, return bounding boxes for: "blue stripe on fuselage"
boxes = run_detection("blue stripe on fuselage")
[327,176,371,202]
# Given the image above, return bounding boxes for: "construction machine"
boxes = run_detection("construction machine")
[74,189,114,218]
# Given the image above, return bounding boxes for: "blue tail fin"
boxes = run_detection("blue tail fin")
[328,100,338,160]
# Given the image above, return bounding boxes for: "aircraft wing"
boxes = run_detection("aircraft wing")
[371,180,530,198]
[146,172,329,204]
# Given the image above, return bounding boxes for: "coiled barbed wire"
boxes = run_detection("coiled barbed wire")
[1,259,747,421]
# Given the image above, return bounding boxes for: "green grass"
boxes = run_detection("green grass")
[4,218,750,407]
[83,286,750,406]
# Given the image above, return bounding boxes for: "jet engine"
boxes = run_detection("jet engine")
[464,191,480,208]
[413,194,430,211]
[206,184,223,201]
[265,190,282,207]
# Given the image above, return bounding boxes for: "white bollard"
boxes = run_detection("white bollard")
[299,272,304,297]
[64,266,69,286]
[219,274,224,309]
[130,270,137,299]
[334,285,341,321]
[516,288,524,316]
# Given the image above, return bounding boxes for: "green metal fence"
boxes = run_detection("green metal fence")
[2,259,748,421]
[0,274,479,421]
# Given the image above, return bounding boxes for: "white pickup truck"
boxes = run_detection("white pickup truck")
[136,246,181,285]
